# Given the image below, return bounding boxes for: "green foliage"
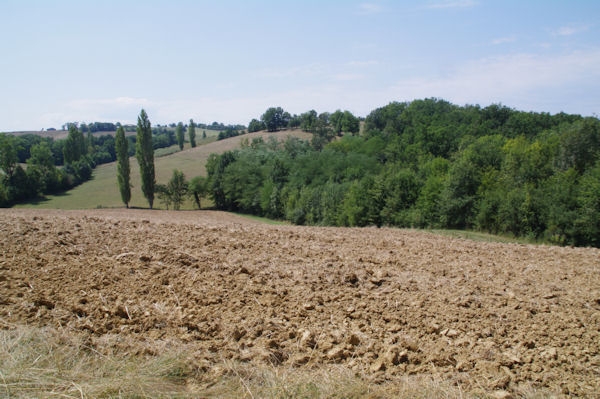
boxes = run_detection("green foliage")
[115,126,131,208]
[176,122,185,151]
[136,109,156,209]
[1,130,100,207]
[217,128,243,140]
[300,110,318,132]
[248,118,266,133]
[379,167,421,226]
[0,134,18,177]
[310,116,335,150]
[63,125,86,164]
[189,119,197,148]
[27,142,62,194]
[205,99,600,247]
[206,151,237,209]
[330,110,360,135]
[556,118,600,173]
[0,180,8,207]
[5,165,36,202]
[573,161,600,246]
[167,169,187,210]
[261,107,288,132]
[153,170,189,210]
[188,176,207,209]
[155,184,172,210]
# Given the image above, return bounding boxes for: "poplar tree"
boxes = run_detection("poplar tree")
[176,122,184,150]
[115,126,131,208]
[136,109,155,208]
[189,119,197,148]
[63,125,85,164]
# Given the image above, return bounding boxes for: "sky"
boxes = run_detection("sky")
[1,0,599,131]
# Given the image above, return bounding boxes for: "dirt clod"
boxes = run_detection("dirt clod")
[492,390,513,399]
[369,359,386,373]
[1,209,599,396]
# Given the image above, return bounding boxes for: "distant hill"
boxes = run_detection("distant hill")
[15,129,311,210]
[6,130,131,140]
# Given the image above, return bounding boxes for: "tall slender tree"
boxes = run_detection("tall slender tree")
[63,125,85,164]
[176,122,185,150]
[136,109,155,208]
[115,126,131,208]
[188,119,197,148]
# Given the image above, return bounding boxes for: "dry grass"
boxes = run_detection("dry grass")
[0,326,192,398]
[0,325,559,399]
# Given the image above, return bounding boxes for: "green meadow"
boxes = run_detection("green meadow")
[16,130,310,210]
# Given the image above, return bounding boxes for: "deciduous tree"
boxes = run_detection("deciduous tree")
[188,176,207,209]
[261,107,287,132]
[248,118,265,133]
[0,134,18,177]
[168,169,188,210]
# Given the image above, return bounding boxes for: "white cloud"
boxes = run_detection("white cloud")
[332,73,365,81]
[68,97,150,109]
[6,49,600,132]
[492,36,516,45]
[388,49,600,112]
[346,60,380,67]
[427,0,478,9]
[357,3,382,15]
[255,61,375,83]
[255,63,325,79]
[42,51,600,128]
[555,25,589,36]
[34,97,152,128]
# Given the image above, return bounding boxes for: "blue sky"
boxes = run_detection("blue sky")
[1,0,599,131]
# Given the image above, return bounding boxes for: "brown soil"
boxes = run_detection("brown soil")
[1,209,599,396]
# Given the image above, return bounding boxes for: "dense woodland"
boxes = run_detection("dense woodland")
[207,99,600,247]
[2,99,599,247]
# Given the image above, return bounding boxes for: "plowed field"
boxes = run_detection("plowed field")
[1,209,599,396]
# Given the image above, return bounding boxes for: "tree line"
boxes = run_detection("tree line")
[0,116,206,207]
[206,99,600,247]
[115,110,208,210]
[248,107,360,136]
[0,126,98,206]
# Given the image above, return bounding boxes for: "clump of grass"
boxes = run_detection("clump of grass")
[1,325,560,398]
[202,362,469,398]
[232,212,291,225]
[0,326,195,398]
[426,229,542,245]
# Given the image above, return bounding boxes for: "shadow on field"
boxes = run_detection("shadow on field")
[18,191,71,206]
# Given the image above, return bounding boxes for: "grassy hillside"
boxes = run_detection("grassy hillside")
[16,130,311,210]
[6,129,126,140]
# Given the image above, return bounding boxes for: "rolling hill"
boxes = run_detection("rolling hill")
[16,129,311,210]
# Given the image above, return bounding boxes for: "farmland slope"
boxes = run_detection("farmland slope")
[1,208,599,396]
[16,130,310,209]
